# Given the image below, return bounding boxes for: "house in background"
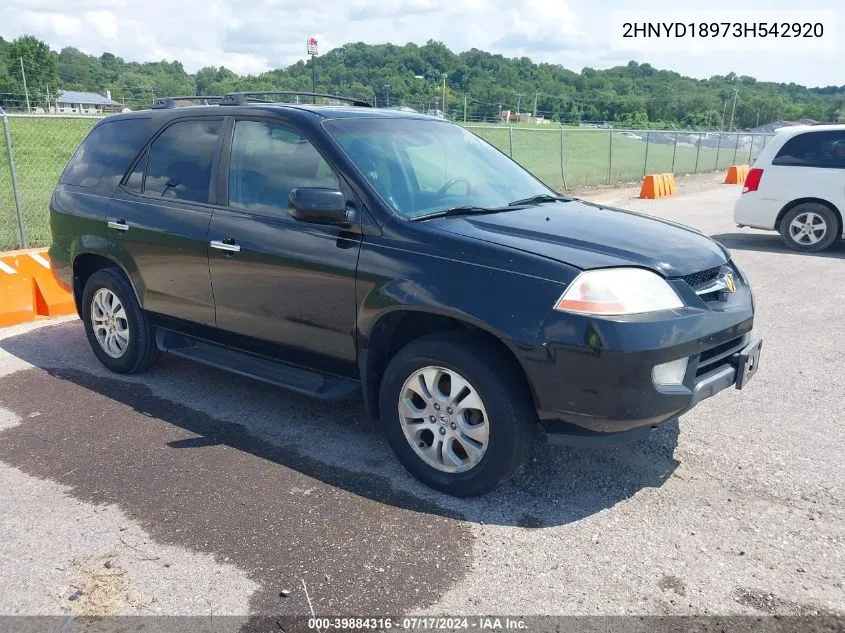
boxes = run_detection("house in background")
[52,90,124,114]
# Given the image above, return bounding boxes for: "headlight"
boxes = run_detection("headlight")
[555,268,684,316]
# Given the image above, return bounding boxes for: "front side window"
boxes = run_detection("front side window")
[323,118,552,219]
[124,148,148,193]
[143,119,222,203]
[228,120,339,216]
[773,131,845,169]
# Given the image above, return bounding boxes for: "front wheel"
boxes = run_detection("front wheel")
[379,332,537,496]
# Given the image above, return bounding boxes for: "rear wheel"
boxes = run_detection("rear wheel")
[779,203,839,252]
[379,331,537,496]
[81,268,158,374]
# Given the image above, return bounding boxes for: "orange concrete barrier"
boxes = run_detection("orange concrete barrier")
[0,248,75,327]
[640,173,677,199]
[0,260,36,327]
[725,164,750,184]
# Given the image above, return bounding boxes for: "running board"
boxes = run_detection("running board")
[155,328,359,400]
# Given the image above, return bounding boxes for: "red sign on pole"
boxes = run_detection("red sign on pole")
[307,37,319,56]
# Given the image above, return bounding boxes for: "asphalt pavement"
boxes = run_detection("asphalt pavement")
[0,179,842,622]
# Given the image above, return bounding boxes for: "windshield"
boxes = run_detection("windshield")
[323,117,554,219]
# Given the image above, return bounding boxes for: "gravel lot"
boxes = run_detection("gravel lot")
[0,180,843,623]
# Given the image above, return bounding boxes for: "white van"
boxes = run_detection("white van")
[733,124,845,252]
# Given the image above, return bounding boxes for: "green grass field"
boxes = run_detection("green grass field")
[0,117,97,250]
[0,116,770,251]
[465,125,768,190]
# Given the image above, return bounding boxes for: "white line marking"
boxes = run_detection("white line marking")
[302,578,322,630]
[29,253,50,269]
[0,261,17,275]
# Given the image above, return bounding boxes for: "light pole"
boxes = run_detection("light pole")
[413,75,425,113]
[384,84,390,108]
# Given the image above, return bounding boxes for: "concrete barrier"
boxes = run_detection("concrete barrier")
[725,164,750,184]
[0,248,75,327]
[640,173,677,199]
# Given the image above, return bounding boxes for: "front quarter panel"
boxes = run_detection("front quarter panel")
[356,225,571,347]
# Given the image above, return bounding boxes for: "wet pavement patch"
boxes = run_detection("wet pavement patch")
[0,367,472,616]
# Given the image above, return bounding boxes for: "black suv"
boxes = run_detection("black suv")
[49,92,762,496]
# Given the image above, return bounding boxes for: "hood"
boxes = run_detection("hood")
[427,200,727,277]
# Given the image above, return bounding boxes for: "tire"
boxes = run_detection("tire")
[778,203,840,252]
[379,331,537,497]
[81,268,158,374]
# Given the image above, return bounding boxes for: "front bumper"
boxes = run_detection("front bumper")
[540,336,762,447]
[519,274,760,446]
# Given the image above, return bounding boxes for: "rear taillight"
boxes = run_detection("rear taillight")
[743,168,763,194]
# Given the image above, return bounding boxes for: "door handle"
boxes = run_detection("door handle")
[210,239,240,253]
[107,220,129,231]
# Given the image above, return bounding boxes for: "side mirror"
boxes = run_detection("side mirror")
[288,188,349,225]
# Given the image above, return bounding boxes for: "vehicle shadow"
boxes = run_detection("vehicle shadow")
[0,321,680,533]
[711,232,845,258]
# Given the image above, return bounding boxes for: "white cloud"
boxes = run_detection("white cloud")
[1,0,843,85]
[84,11,118,41]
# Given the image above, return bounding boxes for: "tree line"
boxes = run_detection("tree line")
[1,35,843,128]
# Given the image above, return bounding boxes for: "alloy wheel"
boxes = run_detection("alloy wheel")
[90,288,130,358]
[789,211,827,246]
[398,366,490,473]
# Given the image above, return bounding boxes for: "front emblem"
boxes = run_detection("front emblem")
[724,273,736,293]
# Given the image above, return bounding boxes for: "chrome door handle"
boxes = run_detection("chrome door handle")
[210,240,240,253]
[107,220,129,231]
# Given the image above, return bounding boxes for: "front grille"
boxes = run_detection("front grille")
[681,266,720,288]
[696,334,748,376]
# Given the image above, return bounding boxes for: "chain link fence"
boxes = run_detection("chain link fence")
[465,125,775,192]
[1,113,99,251]
[0,112,774,251]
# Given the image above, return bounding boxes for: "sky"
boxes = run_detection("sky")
[2,0,843,87]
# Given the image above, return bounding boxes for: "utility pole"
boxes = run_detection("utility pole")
[441,74,447,117]
[463,93,467,122]
[532,91,540,119]
[46,85,51,113]
[384,84,390,108]
[516,92,524,115]
[728,88,739,132]
[20,58,31,114]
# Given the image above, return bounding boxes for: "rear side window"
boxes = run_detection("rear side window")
[60,118,152,192]
[773,131,845,169]
[143,120,222,203]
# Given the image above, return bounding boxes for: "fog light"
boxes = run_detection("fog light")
[652,357,689,386]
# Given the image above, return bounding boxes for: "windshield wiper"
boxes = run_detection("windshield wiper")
[409,205,511,222]
[507,193,574,206]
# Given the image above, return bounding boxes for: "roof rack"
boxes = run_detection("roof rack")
[151,96,224,109]
[220,91,372,107]
[150,91,372,110]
